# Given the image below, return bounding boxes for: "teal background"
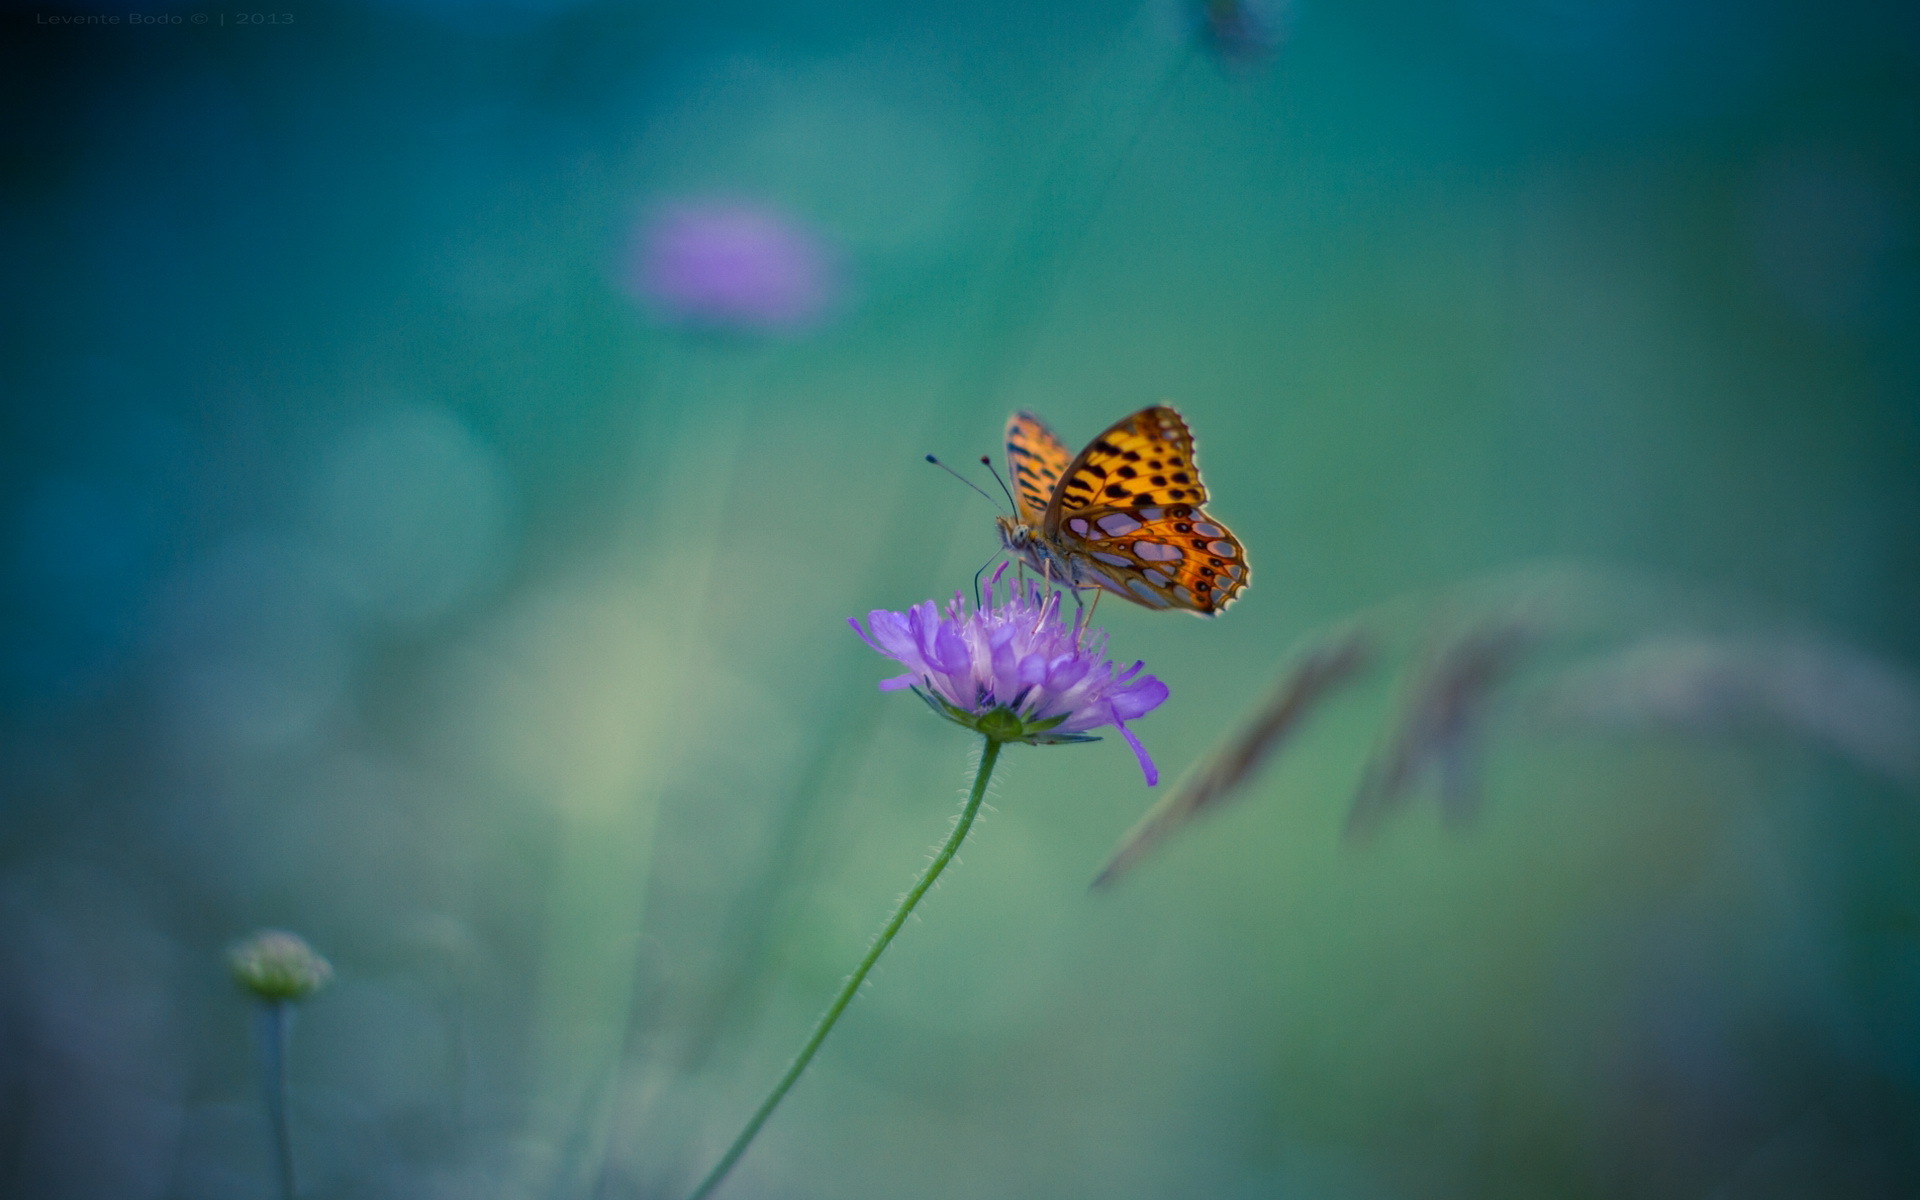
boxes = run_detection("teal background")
[2,2,1918,1197]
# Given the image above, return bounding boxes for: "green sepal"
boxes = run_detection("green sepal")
[971,706,1024,742]
[909,685,957,720]
[909,688,1095,747]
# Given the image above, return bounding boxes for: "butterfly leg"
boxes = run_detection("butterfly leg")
[1076,586,1103,647]
[1062,584,1086,639]
[1034,558,1058,634]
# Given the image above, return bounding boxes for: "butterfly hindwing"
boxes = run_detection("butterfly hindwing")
[1005,411,1074,527]
[1057,504,1250,615]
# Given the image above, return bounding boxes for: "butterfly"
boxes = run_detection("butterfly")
[994,406,1249,616]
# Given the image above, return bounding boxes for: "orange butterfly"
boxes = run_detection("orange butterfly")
[995,406,1249,616]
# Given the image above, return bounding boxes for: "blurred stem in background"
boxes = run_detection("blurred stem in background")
[611,10,1205,1189]
[258,1001,296,1200]
[938,11,1196,417]
[668,1,1202,1093]
[523,369,755,1199]
[228,931,333,1200]
[684,736,1004,1200]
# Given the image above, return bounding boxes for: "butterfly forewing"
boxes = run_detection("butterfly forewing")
[1005,411,1074,527]
[1042,406,1210,530]
[1043,406,1248,616]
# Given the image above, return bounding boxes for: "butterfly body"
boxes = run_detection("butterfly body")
[994,513,1109,593]
[997,406,1248,616]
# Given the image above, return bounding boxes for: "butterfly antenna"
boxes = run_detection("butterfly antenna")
[925,455,1003,508]
[979,456,1019,509]
[972,553,1005,608]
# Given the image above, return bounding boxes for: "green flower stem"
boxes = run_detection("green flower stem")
[260,999,297,1200]
[686,735,1005,1200]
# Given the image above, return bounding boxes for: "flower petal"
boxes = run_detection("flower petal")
[1016,651,1049,689]
[1043,653,1092,692]
[855,581,1168,766]
[861,609,923,665]
[1110,674,1170,721]
[906,600,943,658]
[931,619,972,676]
[1111,706,1159,786]
[848,615,883,652]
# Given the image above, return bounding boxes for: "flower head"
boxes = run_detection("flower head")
[228,929,333,1003]
[626,200,838,333]
[850,570,1171,784]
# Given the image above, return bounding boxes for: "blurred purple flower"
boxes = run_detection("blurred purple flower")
[851,571,1170,784]
[627,200,838,332]
[1193,0,1293,65]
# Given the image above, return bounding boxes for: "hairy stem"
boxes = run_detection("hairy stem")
[686,736,1004,1200]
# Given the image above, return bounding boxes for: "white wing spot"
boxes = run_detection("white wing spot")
[1206,540,1236,558]
[1068,518,1091,537]
[1227,565,1244,579]
[1173,586,1194,605]
[1098,513,1142,537]
[1091,551,1131,568]
[1193,522,1224,538]
[1134,541,1182,563]
[1138,506,1163,522]
[1144,568,1171,587]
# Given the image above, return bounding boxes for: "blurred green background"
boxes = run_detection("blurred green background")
[3,1,1918,1197]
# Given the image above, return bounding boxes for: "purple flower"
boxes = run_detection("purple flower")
[626,200,838,332]
[850,571,1171,784]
